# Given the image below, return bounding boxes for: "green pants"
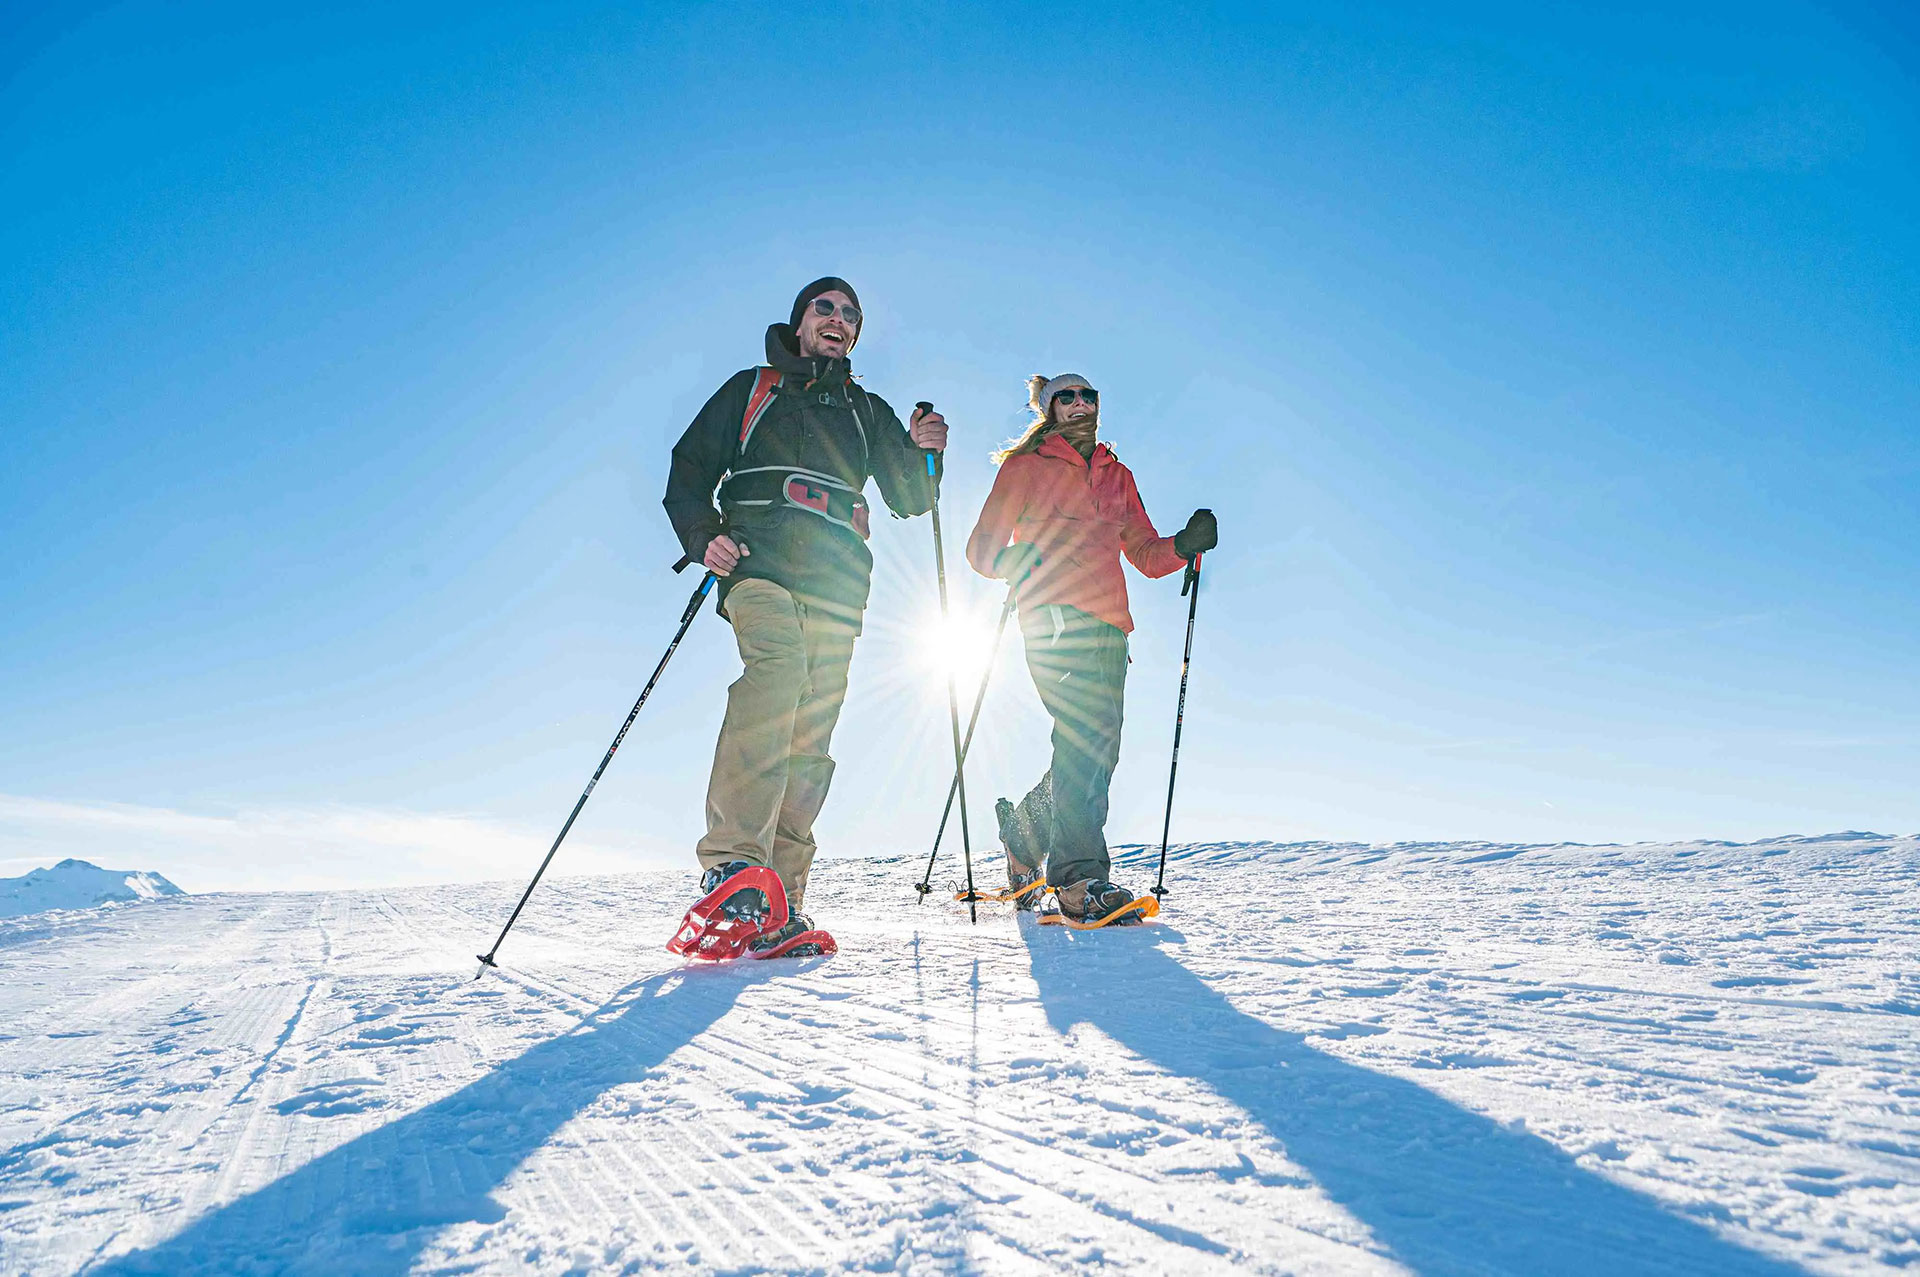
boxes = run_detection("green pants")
[1005,603,1129,888]
[694,578,857,911]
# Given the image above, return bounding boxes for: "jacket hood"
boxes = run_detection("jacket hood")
[766,323,853,387]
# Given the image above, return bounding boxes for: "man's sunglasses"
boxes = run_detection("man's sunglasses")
[1051,388,1098,405]
[810,298,862,326]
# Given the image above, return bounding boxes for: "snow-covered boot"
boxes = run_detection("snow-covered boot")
[1054,878,1146,926]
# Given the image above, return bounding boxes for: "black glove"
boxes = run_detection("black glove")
[993,541,1042,584]
[1172,508,1217,561]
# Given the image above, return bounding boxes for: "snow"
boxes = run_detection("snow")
[2,834,1917,1275]
[0,858,182,920]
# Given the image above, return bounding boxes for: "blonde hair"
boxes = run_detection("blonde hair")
[989,375,1062,464]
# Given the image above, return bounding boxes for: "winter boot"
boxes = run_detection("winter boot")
[1054,878,1144,925]
[1004,850,1045,908]
[746,910,835,959]
[700,860,773,925]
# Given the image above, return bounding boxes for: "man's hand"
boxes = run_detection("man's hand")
[993,541,1041,584]
[909,404,948,452]
[703,534,748,577]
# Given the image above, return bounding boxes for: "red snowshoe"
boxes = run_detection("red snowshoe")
[667,861,836,961]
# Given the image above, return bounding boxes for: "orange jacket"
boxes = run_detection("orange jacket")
[965,433,1186,633]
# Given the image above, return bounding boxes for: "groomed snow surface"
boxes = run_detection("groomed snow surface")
[2,835,1917,1275]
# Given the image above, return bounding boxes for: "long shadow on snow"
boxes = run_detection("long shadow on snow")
[1023,920,1806,1276]
[96,964,772,1276]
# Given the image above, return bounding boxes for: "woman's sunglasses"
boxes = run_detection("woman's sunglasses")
[810,298,862,326]
[1051,388,1098,405]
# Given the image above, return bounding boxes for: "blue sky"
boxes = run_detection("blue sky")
[3,1,1915,891]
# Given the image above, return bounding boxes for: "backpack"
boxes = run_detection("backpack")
[737,366,782,454]
[722,368,875,540]
[735,366,873,462]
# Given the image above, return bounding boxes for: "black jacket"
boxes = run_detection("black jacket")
[664,325,934,629]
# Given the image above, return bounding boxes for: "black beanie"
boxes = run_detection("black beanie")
[790,276,860,330]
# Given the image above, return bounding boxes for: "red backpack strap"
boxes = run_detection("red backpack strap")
[739,367,781,453]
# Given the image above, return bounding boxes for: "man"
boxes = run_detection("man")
[966,372,1216,924]
[664,277,947,955]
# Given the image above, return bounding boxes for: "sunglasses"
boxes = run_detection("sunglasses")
[810,297,862,326]
[1051,387,1098,405]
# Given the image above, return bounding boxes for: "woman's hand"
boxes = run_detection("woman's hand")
[994,541,1042,584]
[1173,509,1217,561]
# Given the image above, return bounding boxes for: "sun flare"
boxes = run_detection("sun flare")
[913,609,1004,693]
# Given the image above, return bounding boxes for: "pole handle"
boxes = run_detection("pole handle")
[916,401,941,480]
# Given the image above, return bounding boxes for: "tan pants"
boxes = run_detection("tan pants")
[694,577,857,911]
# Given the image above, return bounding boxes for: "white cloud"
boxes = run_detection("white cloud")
[0,794,679,894]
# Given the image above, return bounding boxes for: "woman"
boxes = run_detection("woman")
[965,373,1217,923]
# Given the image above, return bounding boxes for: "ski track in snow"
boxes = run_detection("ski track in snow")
[1,835,1917,1275]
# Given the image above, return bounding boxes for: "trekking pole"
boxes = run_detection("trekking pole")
[915,581,1018,901]
[918,402,978,922]
[1152,552,1203,900]
[475,552,723,977]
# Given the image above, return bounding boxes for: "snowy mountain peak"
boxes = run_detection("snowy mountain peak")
[0,858,184,919]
